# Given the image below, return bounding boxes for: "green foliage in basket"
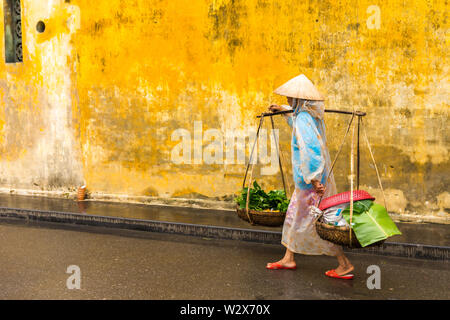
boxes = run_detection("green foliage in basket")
[342,200,402,247]
[236,181,290,213]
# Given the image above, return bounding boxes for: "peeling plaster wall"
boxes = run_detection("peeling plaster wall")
[0,0,448,217]
[0,0,83,190]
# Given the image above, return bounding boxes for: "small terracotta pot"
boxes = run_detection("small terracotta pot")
[77,186,86,201]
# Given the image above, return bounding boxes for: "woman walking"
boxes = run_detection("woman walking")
[266,74,354,279]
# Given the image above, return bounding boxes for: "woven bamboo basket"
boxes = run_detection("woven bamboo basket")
[315,219,360,247]
[315,190,373,248]
[315,218,385,248]
[236,206,286,227]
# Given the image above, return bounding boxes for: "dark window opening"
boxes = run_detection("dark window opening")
[3,0,22,63]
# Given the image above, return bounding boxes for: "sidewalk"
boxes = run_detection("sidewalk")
[0,194,448,260]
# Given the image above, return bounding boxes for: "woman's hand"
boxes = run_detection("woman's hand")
[269,104,283,113]
[312,180,325,197]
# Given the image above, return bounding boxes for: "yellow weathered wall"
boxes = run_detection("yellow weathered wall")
[0,1,84,189]
[0,0,448,217]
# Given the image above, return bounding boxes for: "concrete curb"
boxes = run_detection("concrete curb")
[0,207,448,261]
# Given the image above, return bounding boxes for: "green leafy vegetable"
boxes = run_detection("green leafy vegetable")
[236,181,290,213]
[342,200,402,247]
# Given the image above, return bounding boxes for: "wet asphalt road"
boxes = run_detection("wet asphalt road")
[0,218,448,300]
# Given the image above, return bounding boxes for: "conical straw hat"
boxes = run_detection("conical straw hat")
[274,74,324,101]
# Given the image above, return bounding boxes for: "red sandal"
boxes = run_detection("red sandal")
[266,262,297,270]
[325,269,354,280]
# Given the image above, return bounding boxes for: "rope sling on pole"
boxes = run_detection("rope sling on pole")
[270,116,287,194]
[242,114,288,225]
[349,117,355,246]
[243,116,265,224]
[361,118,388,211]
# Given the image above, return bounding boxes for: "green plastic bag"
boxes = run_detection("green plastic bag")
[343,200,402,247]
